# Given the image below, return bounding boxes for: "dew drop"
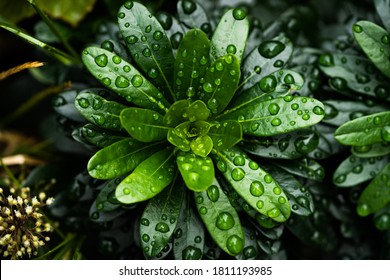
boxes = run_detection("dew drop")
[118,12,125,19]
[199,206,207,215]
[264,174,273,183]
[258,40,286,58]
[126,35,138,44]
[357,203,370,216]
[267,208,281,218]
[155,222,170,233]
[259,75,277,92]
[256,200,264,209]
[131,75,143,87]
[273,187,281,195]
[77,98,90,108]
[123,188,130,195]
[250,181,264,197]
[233,155,245,166]
[232,7,246,20]
[207,185,220,202]
[268,103,280,115]
[182,0,197,14]
[140,218,150,226]
[182,246,202,260]
[226,44,237,54]
[216,212,235,230]
[231,168,245,181]
[95,54,108,67]
[203,82,214,93]
[271,118,282,126]
[145,25,152,33]
[318,53,334,66]
[124,1,134,9]
[226,235,244,255]
[143,48,151,57]
[215,61,224,71]
[353,23,363,33]
[381,126,390,141]
[335,174,346,184]
[92,98,103,110]
[115,75,130,88]
[313,105,325,115]
[142,234,150,242]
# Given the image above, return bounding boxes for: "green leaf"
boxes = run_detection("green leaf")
[120,108,169,142]
[227,70,304,113]
[173,190,205,260]
[52,90,84,122]
[194,180,244,256]
[274,158,325,182]
[118,1,175,101]
[263,166,315,216]
[334,111,390,146]
[333,155,389,187]
[219,96,325,137]
[187,100,211,121]
[374,203,390,230]
[89,200,125,223]
[322,100,388,127]
[242,129,319,160]
[353,20,390,78]
[208,120,242,151]
[174,29,210,100]
[115,147,176,204]
[87,138,164,179]
[357,163,390,216]
[75,91,126,132]
[210,7,249,63]
[140,176,184,257]
[235,223,261,260]
[80,124,126,148]
[200,54,240,114]
[163,100,190,127]
[352,142,390,158]
[308,124,342,159]
[213,147,291,222]
[177,0,210,33]
[167,122,191,151]
[240,35,293,91]
[318,53,390,100]
[190,135,213,157]
[95,177,124,212]
[81,47,170,114]
[177,152,214,191]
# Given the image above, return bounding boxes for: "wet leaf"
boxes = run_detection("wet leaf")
[353,20,390,78]
[95,176,125,212]
[374,203,390,230]
[200,54,241,114]
[240,35,293,91]
[174,29,210,100]
[173,190,205,260]
[235,222,261,260]
[177,0,211,33]
[334,111,390,146]
[118,1,175,101]
[357,163,390,216]
[163,100,190,127]
[194,179,244,256]
[177,152,214,191]
[115,147,176,204]
[120,108,169,142]
[333,155,389,187]
[210,7,249,64]
[80,124,126,148]
[140,176,184,257]
[218,96,325,137]
[81,46,170,114]
[52,90,84,122]
[213,147,291,222]
[351,142,390,158]
[87,138,164,179]
[375,0,390,31]
[274,158,325,182]
[208,120,242,151]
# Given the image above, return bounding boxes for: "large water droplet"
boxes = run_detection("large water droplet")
[258,40,285,58]
[124,1,134,9]
[259,75,277,92]
[95,54,108,67]
[353,23,363,33]
[155,222,170,233]
[271,118,282,126]
[216,212,235,230]
[140,218,150,226]
[232,7,247,20]
[267,208,281,218]
[131,75,143,87]
[77,97,90,108]
[182,246,202,260]
[231,168,245,181]
[127,35,138,44]
[357,203,370,216]
[207,185,219,202]
[115,75,130,88]
[226,44,237,54]
[226,235,244,255]
[318,53,334,67]
[381,126,390,141]
[250,181,264,197]
[268,103,280,115]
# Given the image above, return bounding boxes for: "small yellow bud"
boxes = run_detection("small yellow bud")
[25,205,33,215]
[17,196,23,206]
[39,192,46,201]
[14,210,22,218]
[46,197,55,205]
[32,197,39,206]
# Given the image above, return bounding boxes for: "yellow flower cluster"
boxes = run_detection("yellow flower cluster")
[0,187,54,259]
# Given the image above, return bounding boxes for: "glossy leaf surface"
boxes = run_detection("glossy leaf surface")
[140,177,184,257]
[219,96,325,137]
[173,191,205,260]
[174,29,210,100]
[95,176,124,212]
[213,147,291,222]
[194,180,244,256]
[334,111,390,146]
[200,54,240,114]
[177,0,210,32]
[208,120,242,151]
[210,8,249,63]
[75,92,126,132]
[115,147,176,204]
[177,152,214,191]
[81,46,170,114]
[351,142,390,158]
[357,163,390,216]
[353,20,390,78]
[333,155,389,187]
[274,158,325,182]
[120,108,169,142]
[118,1,175,100]
[80,124,126,148]
[88,138,164,179]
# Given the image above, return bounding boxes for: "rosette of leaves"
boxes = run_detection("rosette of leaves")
[56,1,326,259]
[317,0,390,231]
